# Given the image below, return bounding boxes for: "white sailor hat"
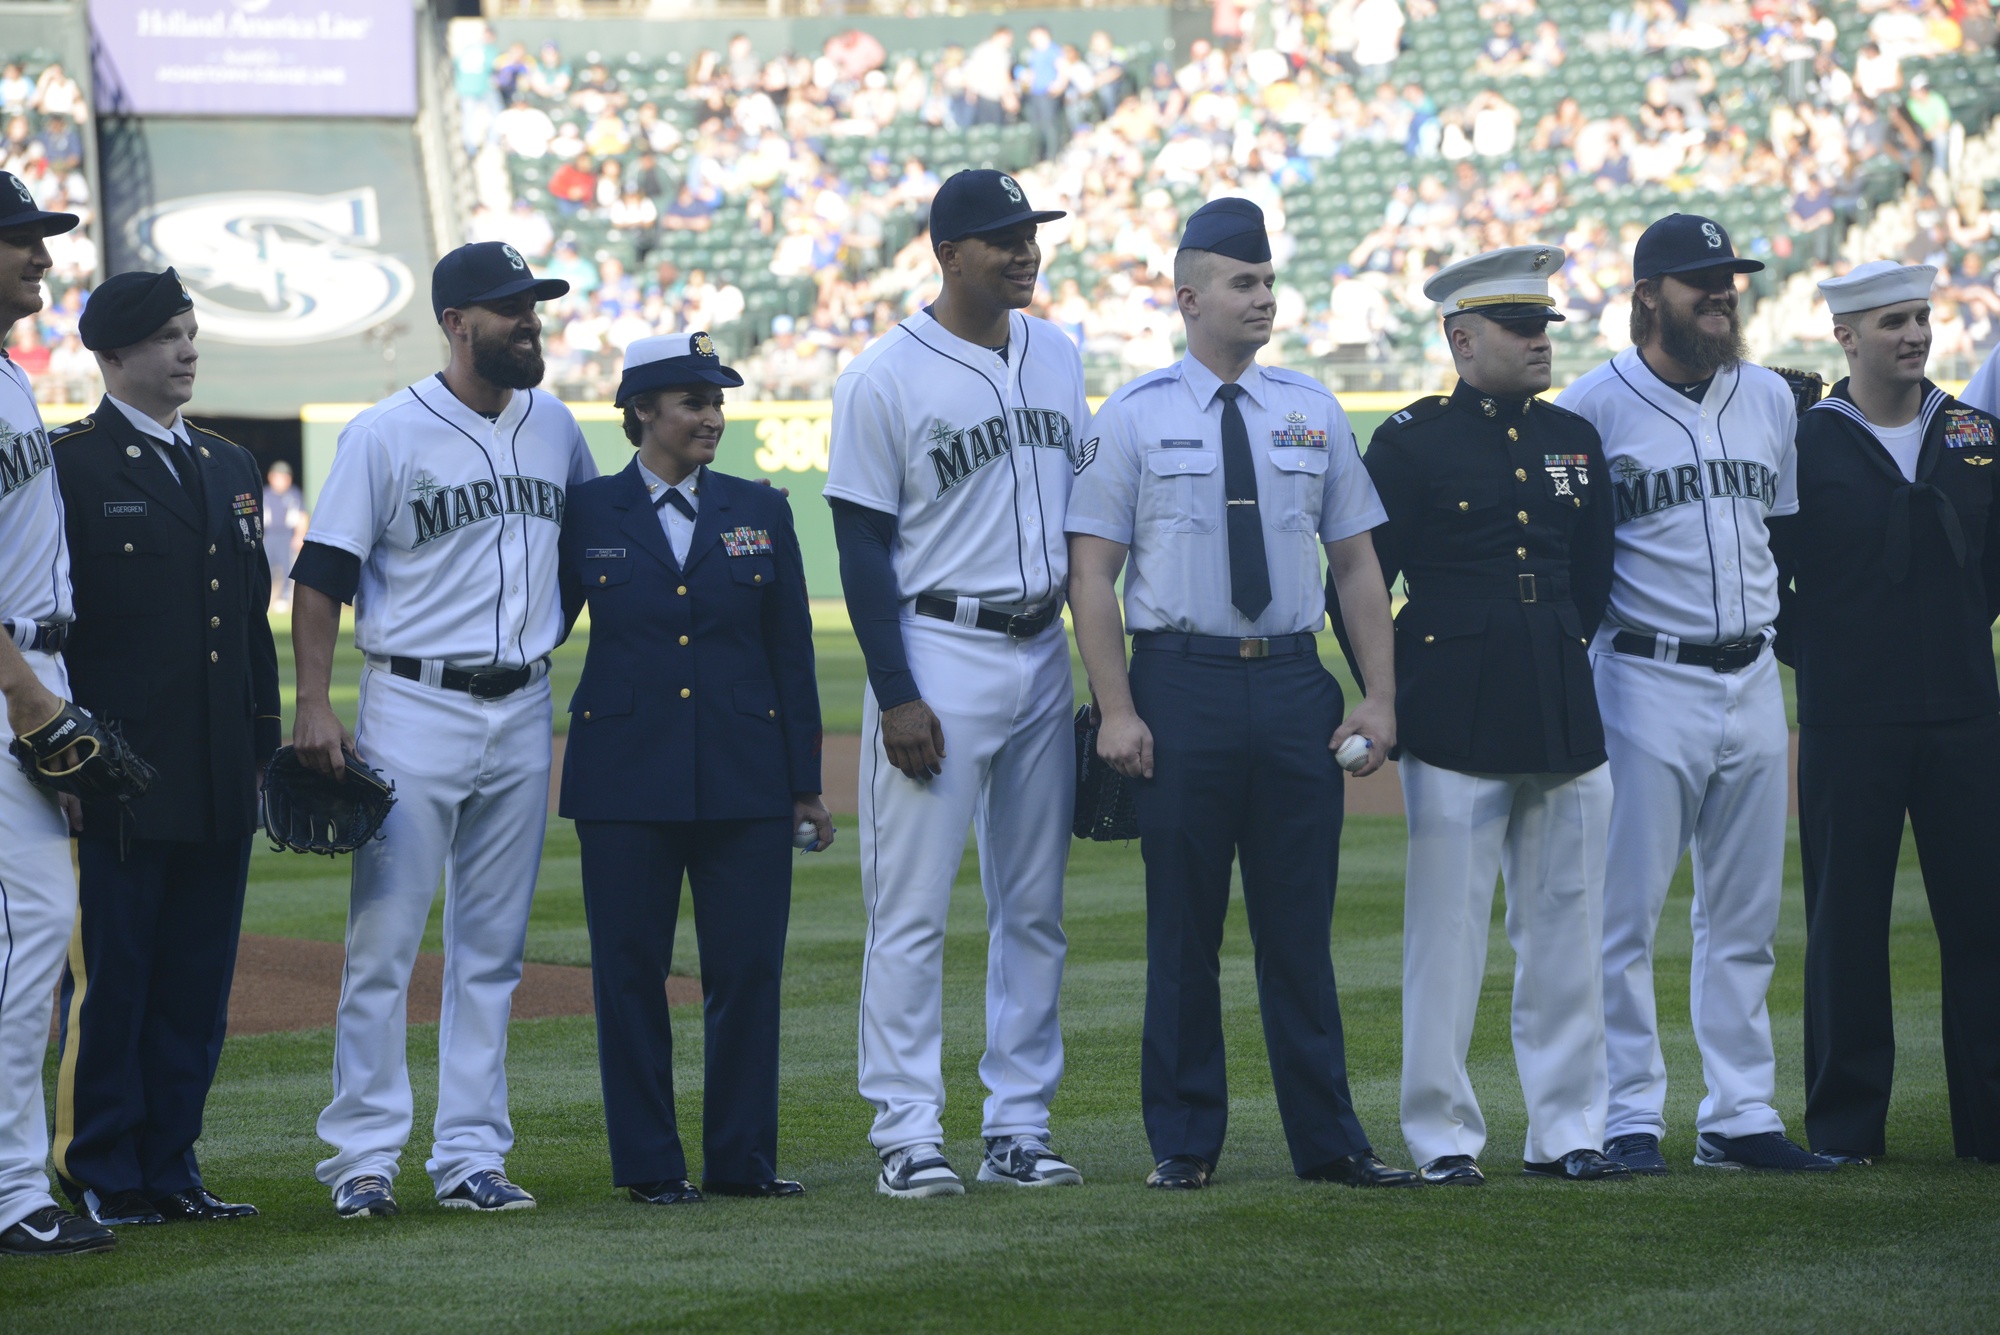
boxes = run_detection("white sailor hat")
[1817,260,1937,316]
[1423,244,1568,323]
[615,330,744,406]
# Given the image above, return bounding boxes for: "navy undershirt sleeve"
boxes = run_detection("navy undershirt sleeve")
[830,498,920,710]
[289,540,362,605]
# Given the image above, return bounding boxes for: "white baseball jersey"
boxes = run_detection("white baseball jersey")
[0,352,71,628]
[1557,348,1797,645]
[306,375,597,667]
[826,308,1088,607]
[1961,343,2000,417]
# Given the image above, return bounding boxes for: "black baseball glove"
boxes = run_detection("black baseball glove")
[1072,703,1139,842]
[9,701,155,803]
[1772,367,1826,415]
[262,745,396,856]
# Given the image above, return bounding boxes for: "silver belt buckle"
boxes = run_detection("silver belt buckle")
[1238,638,1269,659]
[1518,573,1538,603]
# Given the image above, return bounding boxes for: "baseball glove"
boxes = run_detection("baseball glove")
[262,745,396,856]
[1072,703,1139,842]
[1772,366,1826,415]
[8,701,156,803]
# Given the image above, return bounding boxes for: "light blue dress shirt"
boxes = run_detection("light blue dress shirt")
[636,458,700,565]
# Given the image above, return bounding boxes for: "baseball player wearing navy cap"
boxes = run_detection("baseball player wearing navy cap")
[0,172,117,1257]
[827,169,1089,1197]
[289,241,597,1218]
[1558,215,1834,1174]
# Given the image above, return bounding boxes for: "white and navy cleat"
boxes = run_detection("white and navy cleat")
[876,1144,966,1198]
[976,1135,1083,1188]
[437,1169,537,1211]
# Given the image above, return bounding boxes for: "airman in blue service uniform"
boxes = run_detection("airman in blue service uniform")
[557,331,829,1204]
[1067,198,1417,1190]
[49,269,278,1226]
[1335,247,1626,1187]
[1775,262,2000,1164]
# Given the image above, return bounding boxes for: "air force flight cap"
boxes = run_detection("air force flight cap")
[1818,259,1937,314]
[0,171,78,237]
[1633,213,1765,281]
[78,268,195,351]
[615,331,745,406]
[430,241,569,321]
[1178,197,1272,263]
[1424,245,1568,323]
[929,169,1066,244]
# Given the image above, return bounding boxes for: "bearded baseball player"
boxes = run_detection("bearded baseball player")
[826,170,1089,1197]
[289,242,597,1217]
[1557,214,1833,1174]
[0,173,116,1257]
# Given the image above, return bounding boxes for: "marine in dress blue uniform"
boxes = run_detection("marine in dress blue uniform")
[1066,200,1416,1189]
[557,333,826,1201]
[49,270,276,1225]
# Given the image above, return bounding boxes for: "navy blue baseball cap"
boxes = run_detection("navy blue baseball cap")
[929,169,1065,245]
[79,268,194,351]
[1633,213,1764,281]
[430,241,569,321]
[615,331,743,406]
[0,170,78,237]
[1178,197,1271,264]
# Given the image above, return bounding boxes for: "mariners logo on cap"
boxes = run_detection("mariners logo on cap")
[1701,222,1724,249]
[692,331,715,358]
[10,176,31,205]
[502,244,526,271]
[1000,175,1024,204]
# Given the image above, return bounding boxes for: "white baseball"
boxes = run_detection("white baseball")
[1335,735,1373,773]
[794,819,822,850]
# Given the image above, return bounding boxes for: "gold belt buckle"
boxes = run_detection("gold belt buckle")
[1518,573,1538,603]
[1238,638,1269,658]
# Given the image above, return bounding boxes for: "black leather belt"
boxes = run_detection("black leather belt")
[387,656,540,699]
[914,594,1062,639]
[1406,571,1570,604]
[1611,630,1766,672]
[4,620,69,654]
[1132,631,1318,659]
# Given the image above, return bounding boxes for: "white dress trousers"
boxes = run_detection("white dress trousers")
[314,666,553,1196]
[1399,753,1614,1166]
[1591,640,1791,1141]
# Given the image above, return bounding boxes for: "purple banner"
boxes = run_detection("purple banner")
[91,0,416,118]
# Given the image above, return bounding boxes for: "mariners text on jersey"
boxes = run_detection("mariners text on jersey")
[0,418,52,498]
[1611,455,1782,524]
[409,471,568,546]
[926,408,1078,498]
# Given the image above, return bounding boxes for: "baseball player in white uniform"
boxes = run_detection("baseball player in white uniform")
[0,174,115,1257]
[290,243,596,1217]
[1558,215,1832,1173]
[1958,339,2000,418]
[826,170,1089,1197]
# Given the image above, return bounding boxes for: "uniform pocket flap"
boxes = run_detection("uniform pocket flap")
[733,681,779,721]
[569,682,634,718]
[1145,451,1218,477]
[1397,600,1491,642]
[1429,478,1502,511]
[89,524,171,555]
[1269,448,1330,475]
[582,557,632,587]
[729,557,777,586]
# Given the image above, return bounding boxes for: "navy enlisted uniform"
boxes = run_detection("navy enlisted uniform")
[1773,262,2000,1163]
[558,333,823,1200]
[50,269,277,1225]
[1337,247,1624,1184]
[1067,200,1409,1185]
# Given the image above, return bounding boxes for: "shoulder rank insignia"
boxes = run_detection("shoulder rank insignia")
[722,526,774,556]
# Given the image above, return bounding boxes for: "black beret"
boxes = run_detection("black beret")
[1178,197,1271,264]
[78,268,195,352]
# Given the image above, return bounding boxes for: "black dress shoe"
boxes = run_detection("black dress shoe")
[1145,1155,1212,1190]
[1298,1152,1421,1188]
[83,1190,165,1226]
[628,1179,704,1205]
[1417,1154,1486,1186]
[1523,1148,1634,1181]
[150,1188,260,1222]
[701,1178,805,1198]
[1817,1150,1876,1166]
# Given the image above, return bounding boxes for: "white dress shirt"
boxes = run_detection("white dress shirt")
[638,458,701,565]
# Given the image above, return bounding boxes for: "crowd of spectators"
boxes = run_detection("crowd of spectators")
[3,57,99,403]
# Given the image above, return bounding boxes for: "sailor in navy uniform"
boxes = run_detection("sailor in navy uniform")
[49,269,277,1226]
[1774,261,2000,1164]
[557,332,829,1203]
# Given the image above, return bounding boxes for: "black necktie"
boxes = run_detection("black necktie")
[172,437,207,521]
[654,485,697,521]
[1216,383,1271,621]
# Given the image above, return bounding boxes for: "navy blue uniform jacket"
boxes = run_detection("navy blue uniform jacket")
[557,460,822,820]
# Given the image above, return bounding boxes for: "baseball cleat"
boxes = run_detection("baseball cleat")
[333,1174,400,1219]
[876,1144,965,1198]
[977,1135,1083,1187]
[438,1169,537,1210]
[1603,1132,1670,1176]
[1694,1131,1838,1172]
[0,1206,117,1257]
[1418,1155,1485,1186]
[1523,1149,1633,1182]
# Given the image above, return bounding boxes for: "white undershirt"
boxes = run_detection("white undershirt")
[1870,415,1924,482]
[106,395,192,480]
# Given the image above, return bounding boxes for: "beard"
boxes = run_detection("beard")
[1656,293,1746,378]
[471,325,546,390]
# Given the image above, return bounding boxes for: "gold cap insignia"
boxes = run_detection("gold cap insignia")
[1531,250,1551,271]
[692,332,715,358]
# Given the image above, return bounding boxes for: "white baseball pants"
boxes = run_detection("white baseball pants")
[0,649,75,1234]
[1591,641,1790,1141]
[857,615,1074,1155]
[1399,755,1613,1166]
[315,666,552,1197]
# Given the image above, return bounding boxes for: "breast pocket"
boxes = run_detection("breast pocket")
[1428,476,1503,521]
[1269,447,1329,532]
[87,524,172,611]
[1142,450,1218,534]
[582,555,633,590]
[1540,456,1592,511]
[729,556,777,589]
